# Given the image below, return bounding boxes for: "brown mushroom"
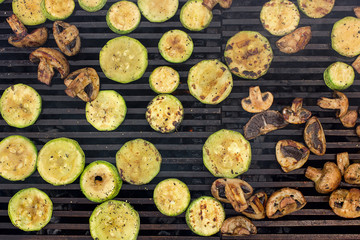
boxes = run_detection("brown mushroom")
[29,47,70,85]
[329,188,360,218]
[6,14,48,48]
[352,55,360,74]
[340,110,358,128]
[357,125,360,137]
[221,216,257,236]
[305,162,341,194]
[317,91,349,118]
[276,139,310,173]
[282,98,312,124]
[344,163,360,185]
[276,26,312,54]
[242,192,267,220]
[337,152,350,176]
[355,7,360,18]
[53,21,81,57]
[241,86,274,113]
[304,116,326,156]
[266,188,306,219]
[202,0,232,10]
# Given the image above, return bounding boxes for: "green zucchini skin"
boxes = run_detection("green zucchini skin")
[180,0,213,31]
[12,0,47,25]
[78,0,106,12]
[138,0,179,23]
[149,66,180,94]
[40,0,75,21]
[106,1,141,34]
[323,62,355,91]
[297,0,335,19]
[331,17,360,58]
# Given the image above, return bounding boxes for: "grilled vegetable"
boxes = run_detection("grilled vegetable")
[203,0,232,10]
[337,152,349,176]
[242,192,267,220]
[352,55,360,74]
[40,0,75,21]
[37,138,85,186]
[298,0,335,18]
[344,163,360,185]
[331,17,360,57]
[241,86,273,113]
[8,188,52,231]
[224,31,273,80]
[153,178,190,216]
[282,98,311,124]
[53,21,81,57]
[324,62,355,91]
[138,0,178,22]
[99,36,148,83]
[78,0,106,12]
[0,84,42,128]
[329,188,360,218]
[276,26,312,54]
[203,129,251,178]
[188,59,233,105]
[106,1,141,34]
[340,110,358,128]
[304,116,326,156]
[158,29,193,63]
[276,139,310,173]
[12,0,46,25]
[317,91,348,118]
[149,66,180,94]
[355,7,360,18]
[180,0,213,31]
[305,162,341,194]
[221,216,257,236]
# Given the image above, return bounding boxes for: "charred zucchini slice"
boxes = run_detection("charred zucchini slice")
[138,0,179,22]
[0,84,42,128]
[8,188,52,231]
[188,59,233,105]
[149,66,180,94]
[90,200,140,240]
[37,138,85,186]
[323,62,355,91]
[180,0,213,31]
[331,17,360,57]
[116,139,162,185]
[298,0,335,18]
[100,36,148,83]
[153,178,191,216]
[12,0,46,25]
[79,0,106,12]
[186,196,225,236]
[106,1,141,34]
[40,0,75,21]
[224,31,273,80]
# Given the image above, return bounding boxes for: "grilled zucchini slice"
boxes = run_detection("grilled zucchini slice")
[260,0,300,36]
[153,178,191,216]
[224,31,273,80]
[188,59,233,105]
[158,29,193,63]
[323,62,355,91]
[116,139,162,185]
[106,1,141,34]
[186,196,225,236]
[298,0,335,18]
[40,0,75,21]
[180,0,213,31]
[90,200,140,240]
[149,66,180,94]
[37,138,85,186]
[86,90,127,131]
[8,188,52,231]
[331,17,360,58]
[79,0,106,12]
[0,84,42,128]
[138,0,179,23]
[12,0,46,25]
[100,36,148,83]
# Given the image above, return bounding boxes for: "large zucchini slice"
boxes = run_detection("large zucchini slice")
[116,139,162,185]
[79,0,106,12]
[188,59,233,105]
[203,129,251,178]
[0,135,37,181]
[90,200,140,240]
[331,17,360,57]
[37,138,85,186]
[224,31,273,80]
[40,0,75,21]
[180,0,213,31]
[323,62,355,91]
[186,196,225,236]
[0,84,42,128]
[99,36,148,83]
[298,0,335,18]
[138,0,179,23]
[8,188,52,231]
[12,0,46,25]
[106,1,141,34]
[149,66,180,94]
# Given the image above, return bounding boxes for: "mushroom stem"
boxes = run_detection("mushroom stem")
[59,25,79,45]
[38,59,55,85]
[305,166,322,182]
[6,15,27,36]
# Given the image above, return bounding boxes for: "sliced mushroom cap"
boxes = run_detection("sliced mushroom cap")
[305,162,341,194]
[340,110,358,128]
[317,91,349,118]
[276,139,310,173]
[355,7,360,18]
[203,0,232,10]
[221,216,257,236]
[242,192,267,220]
[352,55,360,74]
[241,86,274,113]
[282,98,312,124]
[266,188,306,219]
[357,125,360,137]
[276,26,312,54]
[304,116,326,156]
[337,152,350,176]
[344,163,360,185]
[329,188,360,218]
[53,21,81,57]
[244,110,288,140]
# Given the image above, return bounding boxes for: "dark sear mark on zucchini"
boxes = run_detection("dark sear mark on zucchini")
[304,116,326,156]
[241,86,273,113]
[276,26,312,54]
[317,91,349,118]
[344,163,360,185]
[305,162,341,194]
[276,140,309,173]
[53,21,81,56]
[242,192,267,220]
[330,188,360,218]
[282,98,311,124]
[221,216,257,236]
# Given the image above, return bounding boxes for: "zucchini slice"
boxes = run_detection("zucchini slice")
[260,0,300,36]
[158,29,194,63]
[90,200,140,240]
[106,1,141,34]
[79,0,106,12]
[186,196,225,236]
[86,90,127,131]
[180,0,213,31]
[0,84,42,128]
[149,66,180,94]
[12,0,46,25]
[203,129,251,178]
[224,31,273,80]
[40,0,75,21]
[298,0,335,18]
[146,94,184,133]
[188,59,233,105]
[153,178,191,216]
[331,17,360,57]
[8,188,52,231]
[138,0,179,23]
[0,135,37,181]
[99,36,148,83]
[37,138,85,186]
[80,160,122,203]
[323,62,355,91]
[116,139,162,185]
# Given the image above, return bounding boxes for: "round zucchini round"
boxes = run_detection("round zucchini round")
[12,0,47,25]
[180,0,213,31]
[40,0,75,21]
[298,0,335,18]
[331,17,360,58]
[79,0,106,12]
[106,1,141,34]
[149,66,180,94]
[138,0,179,23]
[323,62,355,91]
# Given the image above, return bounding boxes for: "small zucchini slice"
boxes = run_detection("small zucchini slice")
[79,0,106,12]
[0,135,37,181]
[40,0,75,21]
[90,200,140,240]
[203,129,251,178]
[86,90,127,131]
[323,62,355,91]
[331,17,360,57]
[0,84,42,128]
[12,0,47,25]
[8,188,52,231]
[180,0,213,31]
[149,66,180,94]
[188,59,233,105]
[37,138,85,186]
[146,94,184,133]
[106,1,141,34]
[224,31,273,80]
[138,0,179,23]
[80,160,122,203]
[116,139,162,185]
[153,178,191,216]
[260,0,300,36]
[186,196,225,236]
[100,36,148,83]
[298,0,335,18]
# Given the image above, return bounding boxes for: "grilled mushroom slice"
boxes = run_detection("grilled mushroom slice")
[352,55,360,74]
[355,7,360,18]
[304,116,326,156]
[282,98,312,124]
[276,26,312,54]
[241,86,273,113]
[276,140,310,173]
[337,152,350,176]
[357,125,360,137]
[29,47,70,85]
[242,192,267,220]
[221,216,256,236]
[203,0,232,10]
[340,110,358,128]
[53,21,81,57]
[266,188,306,219]
[344,163,360,185]
[317,91,349,118]
[329,188,360,218]
[305,162,341,194]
